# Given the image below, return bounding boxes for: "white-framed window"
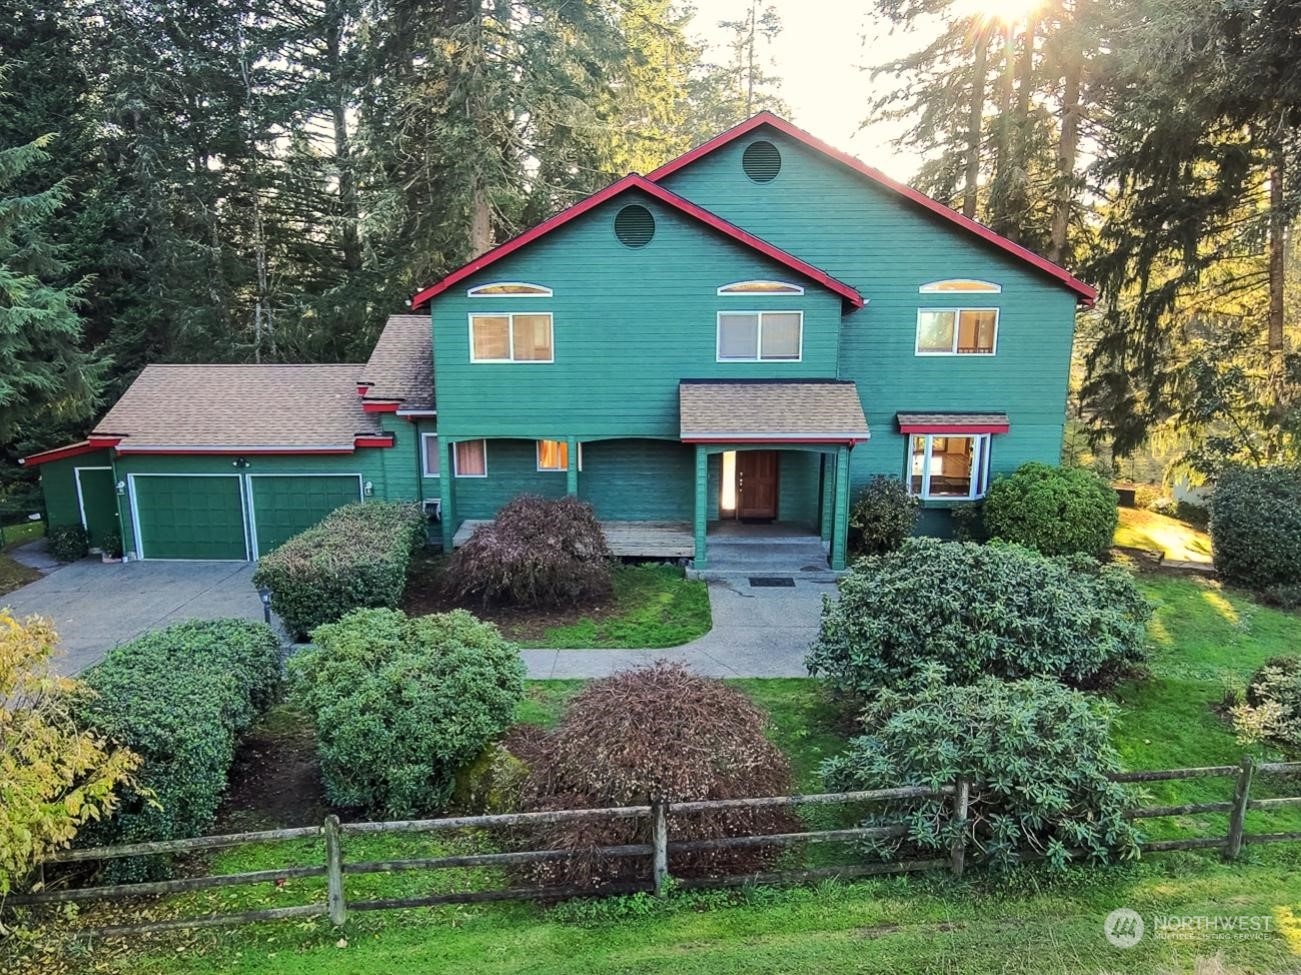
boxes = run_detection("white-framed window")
[717,280,805,296]
[467,281,553,298]
[453,439,488,477]
[915,308,998,355]
[907,433,991,500]
[469,313,554,363]
[536,439,582,472]
[716,311,803,361]
[421,433,441,478]
[918,279,1002,294]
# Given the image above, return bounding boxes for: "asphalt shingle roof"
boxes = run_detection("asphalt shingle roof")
[360,314,434,410]
[679,380,869,441]
[896,412,1010,428]
[93,364,378,448]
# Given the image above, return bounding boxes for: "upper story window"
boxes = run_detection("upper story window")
[470,312,554,363]
[717,311,803,361]
[467,282,553,298]
[718,280,805,296]
[916,308,998,355]
[919,279,1002,294]
[908,434,991,500]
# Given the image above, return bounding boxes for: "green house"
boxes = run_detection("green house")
[26,113,1094,572]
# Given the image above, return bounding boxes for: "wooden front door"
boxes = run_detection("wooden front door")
[736,451,779,520]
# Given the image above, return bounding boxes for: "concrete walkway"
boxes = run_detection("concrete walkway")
[2,554,265,675]
[521,576,835,679]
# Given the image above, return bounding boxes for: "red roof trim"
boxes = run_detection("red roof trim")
[898,422,1010,435]
[354,435,395,449]
[116,447,355,456]
[647,112,1097,306]
[362,401,399,413]
[410,174,863,310]
[19,439,120,467]
[683,436,868,445]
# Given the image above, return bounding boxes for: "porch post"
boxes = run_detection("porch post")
[693,445,709,569]
[566,436,579,496]
[819,453,834,543]
[439,439,456,551]
[831,445,851,571]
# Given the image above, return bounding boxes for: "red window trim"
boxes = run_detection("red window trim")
[898,422,1009,435]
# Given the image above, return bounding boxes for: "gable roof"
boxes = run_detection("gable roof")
[92,364,380,450]
[359,314,435,411]
[410,174,863,310]
[647,112,1097,306]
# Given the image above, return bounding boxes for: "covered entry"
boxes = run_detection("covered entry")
[679,380,869,570]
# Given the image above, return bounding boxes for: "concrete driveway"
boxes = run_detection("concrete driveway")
[2,558,265,675]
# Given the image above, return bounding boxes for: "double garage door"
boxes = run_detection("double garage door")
[129,474,363,561]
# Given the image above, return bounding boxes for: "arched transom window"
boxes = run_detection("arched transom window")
[467,282,554,298]
[717,280,805,296]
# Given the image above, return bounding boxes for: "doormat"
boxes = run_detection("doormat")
[749,576,796,588]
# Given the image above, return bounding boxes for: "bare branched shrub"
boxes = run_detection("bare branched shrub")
[514,662,799,889]
[445,495,613,607]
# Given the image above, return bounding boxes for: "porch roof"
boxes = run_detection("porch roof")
[679,380,869,444]
[896,412,1010,434]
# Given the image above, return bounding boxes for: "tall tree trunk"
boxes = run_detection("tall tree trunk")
[236,19,272,361]
[1049,46,1081,264]
[1006,15,1038,243]
[326,0,361,272]
[962,26,988,220]
[1268,147,1285,355]
[470,187,493,256]
[992,23,1016,185]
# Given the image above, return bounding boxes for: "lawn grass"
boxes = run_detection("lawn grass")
[1115,507,1214,563]
[406,560,711,649]
[16,569,1301,975]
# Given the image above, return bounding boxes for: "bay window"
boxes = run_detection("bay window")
[908,433,991,500]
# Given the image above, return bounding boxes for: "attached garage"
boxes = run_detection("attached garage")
[247,474,363,557]
[131,474,249,561]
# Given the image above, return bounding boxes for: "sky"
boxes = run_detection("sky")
[688,0,928,181]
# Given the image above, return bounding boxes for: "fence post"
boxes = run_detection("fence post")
[1225,756,1254,861]
[324,815,347,925]
[950,777,971,877]
[651,800,669,895]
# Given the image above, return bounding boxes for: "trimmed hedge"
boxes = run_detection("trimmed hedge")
[75,620,281,873]
[288,608,525,817]
[982,462,1118,558]
[252,502,426,639]
[849,476,919,556]
[445,495,613,607]
[805,538,1150,695]
[1209,465,1301,593]
[822,677,1140,870]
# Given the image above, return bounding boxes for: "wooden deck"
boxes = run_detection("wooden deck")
[451,519,695,558]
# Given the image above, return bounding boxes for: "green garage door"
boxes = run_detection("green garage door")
[249,475,361,557]
[132,475,248,560]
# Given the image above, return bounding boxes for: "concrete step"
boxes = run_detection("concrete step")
[686,568,846,584]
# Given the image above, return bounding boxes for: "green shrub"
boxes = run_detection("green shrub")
[982,462,1118,558]
[75,620,282,874]
[47,524,89,562]
[445,495,613,608]
[252,502,426,639]
[1209,465,1301,592]
[1232,656,1301,748]
[288,608,524,817]
[100,530,123,559]
[821,677,1140,870]
[805,538,1150,695]
[849,476,919,556]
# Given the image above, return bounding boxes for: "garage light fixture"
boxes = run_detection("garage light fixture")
[364,481,374,497]
[115,480,126,496]
[233,457,250,469]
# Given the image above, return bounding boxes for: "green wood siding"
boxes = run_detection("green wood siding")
[450,439,568,519]
[428,187,845,441]
[577,439,694,520]
[248,475,363,556]
[659,130,1079,504]
[37,450,116,531]
[132,474,247,560]
[378,414,427,502]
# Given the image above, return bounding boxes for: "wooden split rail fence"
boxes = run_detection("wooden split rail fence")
[9,758,1301,938]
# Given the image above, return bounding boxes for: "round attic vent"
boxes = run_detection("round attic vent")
[614,204,655,248]
[742,140,782,183]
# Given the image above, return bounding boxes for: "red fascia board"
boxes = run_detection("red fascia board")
[898,422,1010,435]
[19,439,119,467]
[410,174,863,310]
[683,436,868,445]
[116,447,356,456]
[356,384,371,396]
[647,112,1097,307]
[362,401,399,413]
[354,435,395,449]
